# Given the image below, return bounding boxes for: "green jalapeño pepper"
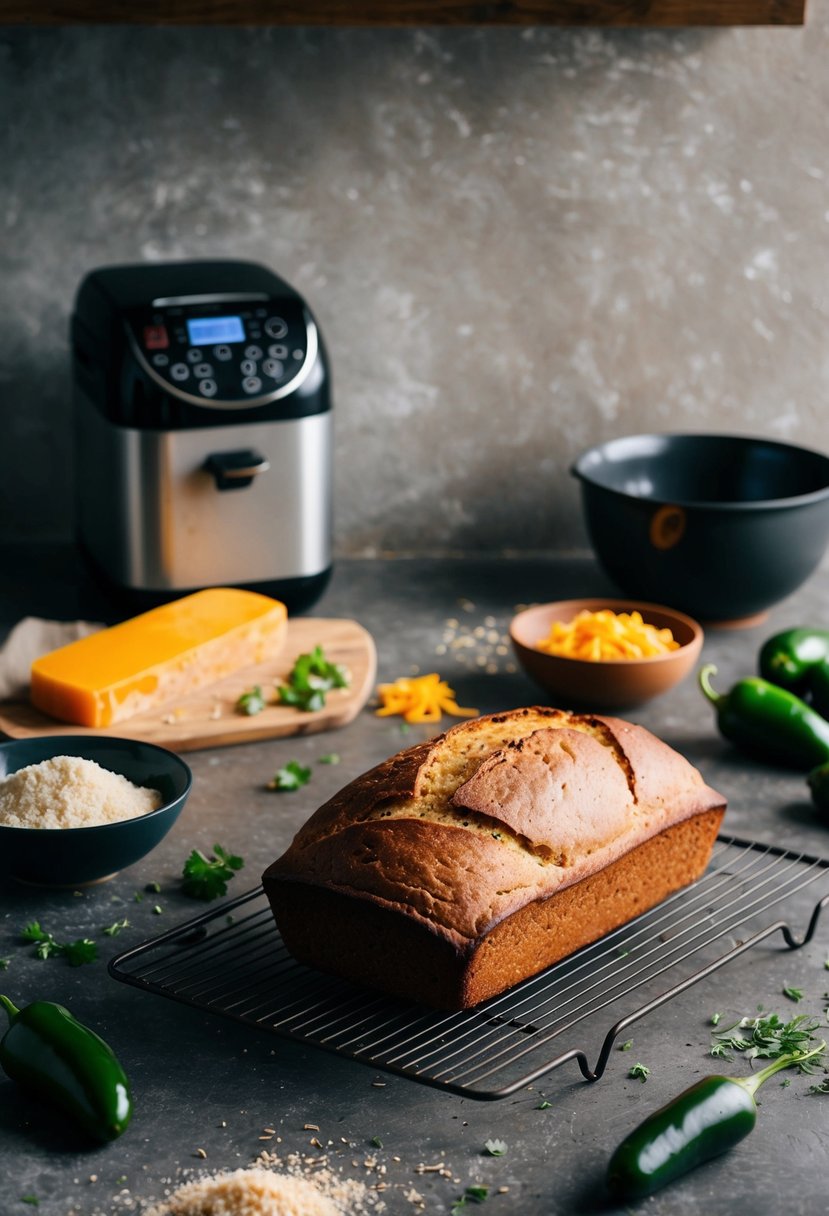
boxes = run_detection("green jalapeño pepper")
[607,1042,825,1201]
[699,664,829,770]
[810,660,829,721]
[0,995,132,1143]
[759,627,829,695]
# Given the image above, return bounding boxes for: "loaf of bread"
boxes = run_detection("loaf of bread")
[263,707,726,1010]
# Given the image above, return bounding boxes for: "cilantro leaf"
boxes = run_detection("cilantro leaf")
[783,985,805,1003]
[102,918,129,937]
[181,844,245,900]
[370,1136,383,1148]
[535,1099,552,1110]
[62,939,98,967]
[276,684,326,713]
[276,646,351,713]
[267,761,312,792]
[629,1062,650,1082]
[319,753,341,765]
[21,921,52,944]
[482,1138,507,1156]
[619,1039,633,1051]
[452,1186,489,1211]
[236,685,267,716]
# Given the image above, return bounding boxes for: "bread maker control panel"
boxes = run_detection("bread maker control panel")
[127,295,317,409]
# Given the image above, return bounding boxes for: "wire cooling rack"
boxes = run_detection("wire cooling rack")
[109,835,829,1100]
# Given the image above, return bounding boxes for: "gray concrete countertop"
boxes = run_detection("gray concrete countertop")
[0,552,828,1215]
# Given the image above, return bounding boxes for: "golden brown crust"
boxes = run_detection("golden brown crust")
[263,706,726,1009]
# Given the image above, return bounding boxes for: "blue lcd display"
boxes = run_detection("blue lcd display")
[186,315,246,345]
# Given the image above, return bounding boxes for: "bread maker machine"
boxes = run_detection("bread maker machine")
[72,259,332,613]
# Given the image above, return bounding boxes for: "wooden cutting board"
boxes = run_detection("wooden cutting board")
[0,618,376,754]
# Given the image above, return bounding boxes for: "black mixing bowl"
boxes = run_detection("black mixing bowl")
[0,736,192,886]
[571,433,829,622]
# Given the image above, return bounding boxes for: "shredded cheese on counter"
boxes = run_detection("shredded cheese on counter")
[375,673,478,723]
[535,609,680,662]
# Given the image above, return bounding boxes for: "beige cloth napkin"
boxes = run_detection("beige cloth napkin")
[0,617,103,700]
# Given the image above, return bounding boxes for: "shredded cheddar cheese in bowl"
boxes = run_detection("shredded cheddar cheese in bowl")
[535,609,680,662]
[375,673,478,723]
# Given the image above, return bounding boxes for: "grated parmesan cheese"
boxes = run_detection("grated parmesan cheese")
[0,755,162,829]
[143,1167,343,1216]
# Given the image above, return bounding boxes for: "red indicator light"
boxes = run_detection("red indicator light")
[144,325,169,350]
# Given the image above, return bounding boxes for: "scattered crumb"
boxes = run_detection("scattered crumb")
[438,612,515,675]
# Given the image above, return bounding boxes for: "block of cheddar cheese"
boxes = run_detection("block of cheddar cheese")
[30,588,287,728]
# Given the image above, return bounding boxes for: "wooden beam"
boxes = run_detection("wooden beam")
[0,0,808,27]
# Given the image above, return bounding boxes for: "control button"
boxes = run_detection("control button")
[242,376,262,395]
[170,363,189,382]
[265,317,288,339]
[186,348,203,363]
[194,363,214,379]
[292,348,304,360]
[151,353,169,368]
[143,325,169,350]
[213,345,233,361]
[268,343,288,360]
[248,328,262,340]
[255,308,268,318]
[262,358,284,379]
[244,345,263,360]
[240,358,257,377]
[198,379,218,398]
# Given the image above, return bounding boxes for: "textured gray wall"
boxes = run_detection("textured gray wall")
[1,19,828,555]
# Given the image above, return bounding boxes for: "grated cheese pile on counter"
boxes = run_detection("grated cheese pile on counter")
[143,1166,359,1216]
[375,673,478,724]
[0,755,162,829]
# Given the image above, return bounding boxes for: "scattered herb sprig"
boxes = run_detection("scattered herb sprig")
[267,761,312,792]
[21,922,97,967]
[102,919,129,937]
[236,685,268,716]
[277,645,350,713]
[451,1185,489,1212]
[181,844,244,901]
[628,1062,650,1082]
[710,1012,825,1069]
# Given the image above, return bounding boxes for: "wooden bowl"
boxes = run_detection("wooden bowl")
[509,598,703,710]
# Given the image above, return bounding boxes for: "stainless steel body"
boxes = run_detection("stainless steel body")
[76,390,332,591]
[71,261,333,609]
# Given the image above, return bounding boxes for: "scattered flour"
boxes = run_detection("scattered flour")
[0,755,162,829]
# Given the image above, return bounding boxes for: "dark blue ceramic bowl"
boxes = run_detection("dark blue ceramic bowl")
[0,736,192,886]
[572,433,829,622]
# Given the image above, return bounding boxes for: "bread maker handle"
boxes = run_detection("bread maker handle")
[204,449,271,491]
